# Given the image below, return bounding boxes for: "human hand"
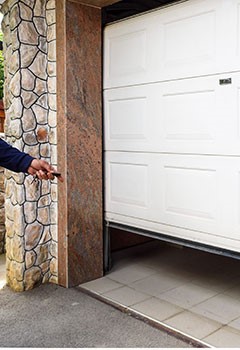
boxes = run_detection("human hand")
[28,159,64,182]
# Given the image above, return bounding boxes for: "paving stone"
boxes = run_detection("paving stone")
[191,294,240,324]
[82,276,124,295]
[165,311,222,340]
[132,297,183,322]
[203,326,240,347]
[103,286,149,307]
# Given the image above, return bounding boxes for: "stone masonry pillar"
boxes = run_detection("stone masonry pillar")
[1,0,57,291]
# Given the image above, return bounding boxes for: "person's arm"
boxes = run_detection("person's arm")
[0,138,63,182]
[0,138,33,173]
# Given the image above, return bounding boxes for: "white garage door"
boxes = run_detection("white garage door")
[104,0,240,253]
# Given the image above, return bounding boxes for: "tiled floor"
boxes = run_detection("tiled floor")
[81,240,240,347]
[0,254,6,289]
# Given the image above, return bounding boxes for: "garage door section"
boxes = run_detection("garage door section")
[104,0,240,89]
[104,0,240,253]
[104,73,240,156]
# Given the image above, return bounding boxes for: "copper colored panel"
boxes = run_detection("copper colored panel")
[56,0,68,287]
[57,1,103,287]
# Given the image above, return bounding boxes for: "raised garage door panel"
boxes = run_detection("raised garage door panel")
[104,0,240,89]
[104,72,240,155]
[104,0,240,253]
[105,152,240,249]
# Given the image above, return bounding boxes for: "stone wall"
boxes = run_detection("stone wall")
[1,0,57,291]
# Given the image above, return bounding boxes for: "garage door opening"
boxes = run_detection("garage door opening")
[84,1,240,345]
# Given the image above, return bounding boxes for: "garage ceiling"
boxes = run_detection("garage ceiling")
[102,0,179,24]
[76,0,121,7]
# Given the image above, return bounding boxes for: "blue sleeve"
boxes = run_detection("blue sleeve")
[0,138,34,173]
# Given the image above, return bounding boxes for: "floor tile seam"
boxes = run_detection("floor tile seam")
[201,325,232,343]
[164,308,221,324]
[81,276,127,293]
[157,294,220,308]
[201,324,240,343]
[191,280,240,293]
[127,307,213,348]
[221,324,240,335]
[188,289,240,311]
[110,262,156,271]
[149,309,223,343]
[196,293,240,326]
[155,292,230,323]
[163,310,224,339]
[139,261,173,269]
[141,270,201,282]
[142,257,199,271]
[154,282,203,300]
[137,262,196,278]
[158,288,240,326]
[225,313,240,330]
[156,297,216,310]
[156,288,222,310]
[129,293,184,311]
[154,294,225,320]
[153,307,186,323]
[156,280,221,296]
[223,290,240,299]
[101,285,226,337]
[100,284,152,304]
[106,276,130,287]
[183,280,226,293]
[77,286,211,348]
[106,270,159,285]
[223,282,240,295]
[81,283,125,295]
[128,283,184,298]
[106,277,166,298]
[188,307,234,325]
[205,278,240,288]
[94,276,126,291]
[106,276,156,294]
[94,285,179,312]
[88,286,152,308]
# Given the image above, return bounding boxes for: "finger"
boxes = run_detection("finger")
[30,159,42,171]
[57,175,64,183]
[36,170,48,180]
[39,160,54,172]
[28,166,37,175]
[47,172,55,181]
